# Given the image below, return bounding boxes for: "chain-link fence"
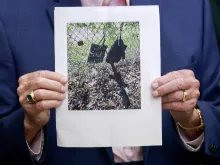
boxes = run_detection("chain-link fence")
[67,22,141,110]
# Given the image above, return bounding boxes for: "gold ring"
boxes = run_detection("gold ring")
[183,90,188,102]
[27,90,37,104]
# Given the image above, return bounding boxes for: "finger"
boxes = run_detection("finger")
[18,79,66,104]
[26,100,62,115]
[18,82,32,104]
[18,77,66,95]
[35,100,62,111]
[17,83,27,96]
[162,89,200,103]
[162,98,197,111]
[152,78,192,97]
[18,70,67,85]
[27,77,67,93]
[152,70,195,89]
[34,89,66,101]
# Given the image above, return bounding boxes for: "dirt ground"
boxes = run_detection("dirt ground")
[68,57,141,110]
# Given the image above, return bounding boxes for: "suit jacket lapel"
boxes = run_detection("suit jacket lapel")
[106,147,115,165]
[142,147,150,164]
[46,0,82,28]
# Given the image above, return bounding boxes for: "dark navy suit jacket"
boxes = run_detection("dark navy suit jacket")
[0,0,220,165]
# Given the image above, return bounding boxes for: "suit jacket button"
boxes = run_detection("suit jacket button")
[209,144,218,153]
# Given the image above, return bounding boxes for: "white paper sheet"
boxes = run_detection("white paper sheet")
[55,6,161,147]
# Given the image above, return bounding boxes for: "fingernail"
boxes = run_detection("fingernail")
[152,83,159,89]
[61,77,68,83]
[61,86,67,92]
[152,91,158,97]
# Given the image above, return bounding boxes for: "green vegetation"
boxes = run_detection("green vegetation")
[67,22,140,75]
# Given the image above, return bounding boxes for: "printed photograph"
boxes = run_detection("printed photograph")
[67,21,140,110]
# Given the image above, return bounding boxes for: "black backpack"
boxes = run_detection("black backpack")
[106,33,127,64]
[87,33,108,63]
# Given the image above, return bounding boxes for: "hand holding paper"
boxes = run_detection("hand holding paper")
[17,71,67,144]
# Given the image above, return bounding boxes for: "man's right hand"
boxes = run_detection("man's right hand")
[17,70,67,144]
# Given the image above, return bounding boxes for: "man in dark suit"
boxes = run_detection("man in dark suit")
[0,0,220,165]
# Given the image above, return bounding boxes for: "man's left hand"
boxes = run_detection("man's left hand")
[151,69,201,131]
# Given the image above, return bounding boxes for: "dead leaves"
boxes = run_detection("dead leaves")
[68,58,141,110]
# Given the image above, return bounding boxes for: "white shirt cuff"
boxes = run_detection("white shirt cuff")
[26,129,44,161]
[176,124,204,152]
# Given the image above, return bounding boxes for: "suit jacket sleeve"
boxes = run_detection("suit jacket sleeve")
[194,0,220,159]
[0,18,36,165]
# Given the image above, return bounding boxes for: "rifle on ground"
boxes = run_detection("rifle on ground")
[109,62,130,108]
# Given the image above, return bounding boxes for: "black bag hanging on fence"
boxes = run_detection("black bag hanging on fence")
[106,28,127,63]
[87,33,108,63]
